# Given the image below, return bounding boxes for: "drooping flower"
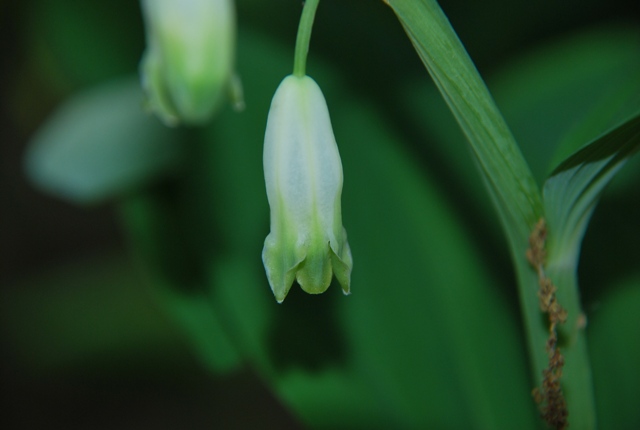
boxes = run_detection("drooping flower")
[262,74,352,303]
[139,0,237,125]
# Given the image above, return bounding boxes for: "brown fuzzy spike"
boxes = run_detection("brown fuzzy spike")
[527,219,569,430]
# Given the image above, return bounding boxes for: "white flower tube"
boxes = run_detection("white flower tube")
[139,0,236,125]
[262,75,352,303]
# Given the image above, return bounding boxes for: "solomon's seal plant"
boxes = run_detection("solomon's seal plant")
[21,0,640,429]
[262,0,352,302]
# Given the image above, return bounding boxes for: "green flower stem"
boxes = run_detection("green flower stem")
[293,0,320,77]
[386,0,595,427]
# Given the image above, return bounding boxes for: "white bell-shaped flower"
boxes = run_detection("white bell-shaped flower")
[139,0,236,125]
[262,75,352,303]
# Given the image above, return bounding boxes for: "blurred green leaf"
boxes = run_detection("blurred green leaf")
[0,256,189,372]
[334,101,539,429]
[577,182,640,300]
[26,0,143,89]
[119,192,242,374]
[25,78,184,204]
[588,275,640,430]
[24,71,250,373]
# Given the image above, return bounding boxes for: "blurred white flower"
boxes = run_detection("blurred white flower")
[139,0,237,125]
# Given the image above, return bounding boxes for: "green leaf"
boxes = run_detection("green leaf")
[1,256,190,372]
[26,0,143,89]
[588,275,640,429]
[544,113,640,267]
[386,0,557,422]
[334,101,539,429]
[25,78,184,204]
[547,81,640,177]
[118,193,242,374]
[386,0,542,232]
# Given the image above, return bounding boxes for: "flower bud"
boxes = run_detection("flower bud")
[139,0,236,125]
[262,75,352,303]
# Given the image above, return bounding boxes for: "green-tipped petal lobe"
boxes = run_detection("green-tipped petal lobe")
[330,228,352,296]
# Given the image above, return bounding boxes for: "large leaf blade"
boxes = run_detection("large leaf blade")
[386,0,542,231]
[385,0,557,423]
[588,275,640,429]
